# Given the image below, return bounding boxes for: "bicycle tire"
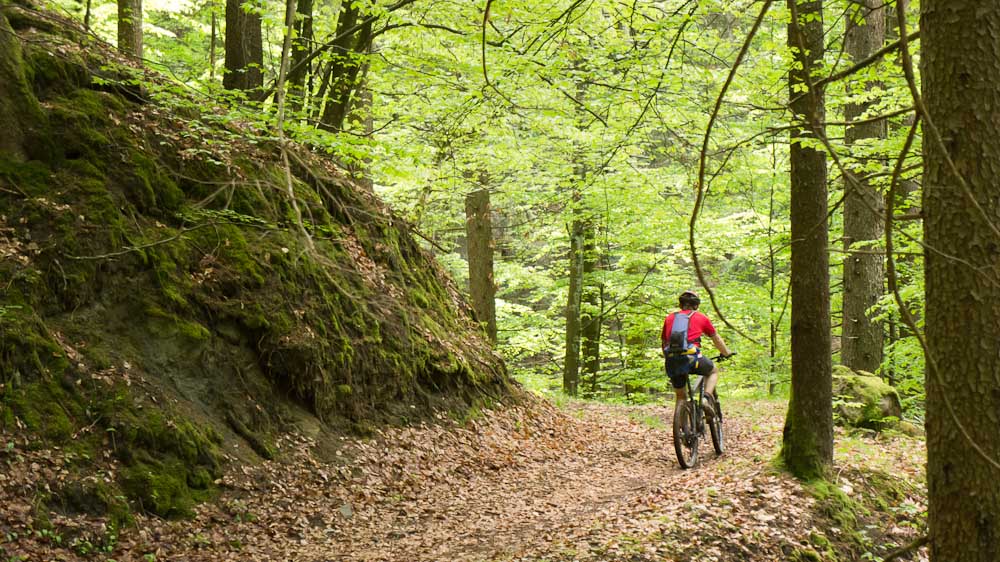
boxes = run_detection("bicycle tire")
[708,395,724,455]
[673,400,699,469]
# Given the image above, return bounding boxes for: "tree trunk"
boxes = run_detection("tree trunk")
[563,201,583,397]
[288,0,313,112]
[116,0,142,59]
[209,11,217,80]
[781,0,833,480]
[581,221,602,394]
[841,0,886,374]
[921,2,1000,560]
[224,0,263,91]
[768,142,781,395]
[465,188,497,343]
[318,3,372,132]
[347,59,374,187]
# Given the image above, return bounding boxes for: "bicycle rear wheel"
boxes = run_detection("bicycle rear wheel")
[673,401,699,469]
[707,394,724,455]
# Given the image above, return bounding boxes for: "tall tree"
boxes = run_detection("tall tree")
[563,189,583,397]
[116,0,142,58]
[563,69,591,397]
[841,0,886,374]
[224,0,263,91]
[920,1,1000,559]
[581,222,602,394]
[465,187,497,343]
[287,0,314,111]
[318,2,373,132]
[781,0,833,479]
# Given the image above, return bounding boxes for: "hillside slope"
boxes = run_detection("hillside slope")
[0,0,512,523]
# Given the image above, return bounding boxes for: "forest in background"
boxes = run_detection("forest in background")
[52,0,924,404]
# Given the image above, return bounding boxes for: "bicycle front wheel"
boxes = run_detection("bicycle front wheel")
[673,401,699,469]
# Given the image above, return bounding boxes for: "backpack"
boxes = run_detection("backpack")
[665,311,698,356]
[664,311,699,377]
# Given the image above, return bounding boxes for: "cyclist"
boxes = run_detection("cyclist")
[661,290,733,412]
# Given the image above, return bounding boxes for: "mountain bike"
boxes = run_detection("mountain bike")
[672,354,733,469]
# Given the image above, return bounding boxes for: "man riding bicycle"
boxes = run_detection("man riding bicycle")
[661,290,733,411]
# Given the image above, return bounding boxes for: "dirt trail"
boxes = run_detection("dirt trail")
[1,397,926,561]
[238,398,822,561]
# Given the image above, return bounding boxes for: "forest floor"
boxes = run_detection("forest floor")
[1,395,927,562]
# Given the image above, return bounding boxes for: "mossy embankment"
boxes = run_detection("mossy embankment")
[0,0,512,527]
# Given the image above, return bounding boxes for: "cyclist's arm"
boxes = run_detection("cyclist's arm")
[709,332,732,357]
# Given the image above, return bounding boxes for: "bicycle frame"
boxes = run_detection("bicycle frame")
[685,374,707,434]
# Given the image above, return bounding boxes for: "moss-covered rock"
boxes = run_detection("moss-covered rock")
[832,365,902,430]
[0,0,512,523]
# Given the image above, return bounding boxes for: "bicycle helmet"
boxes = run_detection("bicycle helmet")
[679,290,701,308]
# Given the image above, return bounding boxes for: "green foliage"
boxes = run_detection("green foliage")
[31,0,930,409]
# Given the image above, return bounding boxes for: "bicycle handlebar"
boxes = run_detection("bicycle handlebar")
[710,352,737,362]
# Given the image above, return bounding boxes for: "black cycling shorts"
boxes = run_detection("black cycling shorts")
[665,354,715,389]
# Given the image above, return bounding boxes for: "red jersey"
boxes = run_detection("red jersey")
[661,310,717,349]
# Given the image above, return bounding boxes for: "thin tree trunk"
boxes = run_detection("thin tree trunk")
[781,0,833,480]
[465,187,497,343]
[84,0,92,30]
[210,11,217,80]
[288,0,314,113]
[768,141,780,395]
[563,200,583,397]
[581,221,601,394]
[921,1,1000,559]
[886,316,896,386]
[841,0,886,374]
[347,59,373,185]
[116,0,142,58]
[224,0,263,91]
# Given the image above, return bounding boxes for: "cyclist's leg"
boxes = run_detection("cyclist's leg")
[666,357,690,403]
[693,356,717,418]
[699,356,718,396]
[672,374,687,403]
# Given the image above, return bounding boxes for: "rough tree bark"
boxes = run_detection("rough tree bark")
[841,0,886,374]
[287,0,313,112]
[465,188,497,343]
[921,1,1000,559]
[563,193,583,397]
[209,11,217,80]
[116,0,142,58]
[581,222,602,394]
[781,0,833,479]
[224,0,263,91]
[318,2,372,132]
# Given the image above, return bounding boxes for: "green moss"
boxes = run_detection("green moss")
[6,379,81,441]
[24,47,90,100]
[47,91,114,164]
[0,156,50,197]
[410,288,430,309]
[0,307,70,382]
[127,151,184,214]
[790,548,824,562]
[806,478,868,551]
[121,459,202,518]
[143,303,208,340]
[52,480,132,530]
[113,409,222,518]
